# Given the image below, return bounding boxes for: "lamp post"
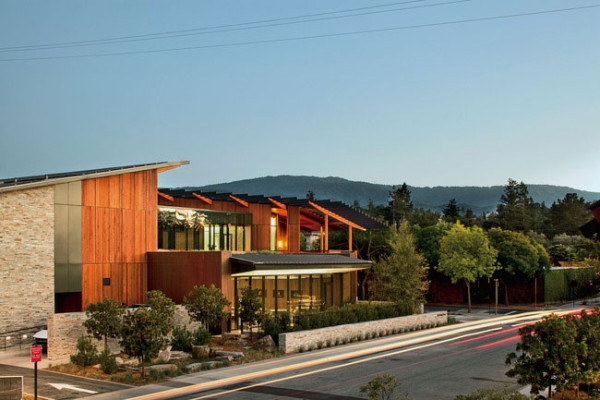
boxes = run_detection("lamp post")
[494,279,499,315]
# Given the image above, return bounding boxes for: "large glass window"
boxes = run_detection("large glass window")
[158,207,251,251]
[270,216,277,251]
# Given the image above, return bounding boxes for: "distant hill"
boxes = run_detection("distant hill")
[179,176,600,214]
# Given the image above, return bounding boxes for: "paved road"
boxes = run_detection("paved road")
[0,364,131,399]
[176,323,524,399]
[92,310,571,400]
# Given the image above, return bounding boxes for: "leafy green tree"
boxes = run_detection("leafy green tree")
[373,223,429,313]
[120,290,175,378]
[359,374,409,400]
[184,285,230,332]
[506,314,584,398]
[415,222,453,269]
[495,179,533,232]
[443,198,460,222]
[238,287,263,336]
[438,223,498,312]
[410,208,441,228]
[84,297,125,352]
[548,193,590,236]
[487,228,549,304]
[389,183,413,227]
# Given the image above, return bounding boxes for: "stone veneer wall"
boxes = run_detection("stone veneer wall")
[278,311,448,354]
[0,187,55,335]
[47,305,199,362]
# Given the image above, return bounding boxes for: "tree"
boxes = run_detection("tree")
[306,190,315,201]
[548,193,590,236]
[373,223,429,313]
[415,222,453,269]
[120,290,175,378]
[389,183,413,227]
[359,374,409,400]
[84,298,125,352]
[495,179,533,232]
[183,285,230,332]
[443,198,460,222]
[238,287,263,337]
[506,314,584,398]
[438,223,498,312]
[487,228,549,304]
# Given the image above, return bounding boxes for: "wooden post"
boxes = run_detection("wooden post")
[319,226,324,252]
[324,215,329,252]
[348,226,353,252]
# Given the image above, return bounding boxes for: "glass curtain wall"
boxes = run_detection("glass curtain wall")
[158,207,251,251]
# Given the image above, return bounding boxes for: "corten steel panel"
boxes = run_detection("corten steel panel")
[68,205,82,264]
[109,175,121,209]
[82,179,96,207]
[95,177,110,208]
[248,203,271,250]
[54,204,69,264]
[109,209,122,263]
[68,181,82,205]
[148,252,227,303]
[121,174,134,210]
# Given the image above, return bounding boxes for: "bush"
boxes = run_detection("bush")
[70,336,99,367]
[193,326,212,346]
[98,349,118,374]
[261,314,281,345]
[170,326,193,352]
[454,388,528,400]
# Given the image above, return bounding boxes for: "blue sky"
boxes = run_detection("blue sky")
[1,0,599,190]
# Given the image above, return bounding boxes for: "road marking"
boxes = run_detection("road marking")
[49,383,98,394]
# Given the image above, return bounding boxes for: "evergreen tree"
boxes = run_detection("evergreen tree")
[389,183,413,227]
[496,179,534,232]
[548,193,591,236]
[84,298,125,352]
[443,198,460,222]
[373,223,429,313]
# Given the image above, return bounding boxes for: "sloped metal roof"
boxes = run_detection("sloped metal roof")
[0,161,188,193]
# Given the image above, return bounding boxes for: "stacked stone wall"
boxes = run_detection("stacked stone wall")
[279,311,447,354]
[0,187,55,335]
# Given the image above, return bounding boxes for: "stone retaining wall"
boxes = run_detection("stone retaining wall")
[278,311,447,354]
[48,305,198,362]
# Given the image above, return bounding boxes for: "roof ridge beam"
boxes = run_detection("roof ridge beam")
[192,192,213,205]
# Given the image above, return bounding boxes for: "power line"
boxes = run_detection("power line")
[1,4,598,62]
[0,0,430,52]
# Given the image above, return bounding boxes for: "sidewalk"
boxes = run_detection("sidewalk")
[0,347,51,369]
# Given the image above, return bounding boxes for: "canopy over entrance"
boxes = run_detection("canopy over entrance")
[230,253,371,276]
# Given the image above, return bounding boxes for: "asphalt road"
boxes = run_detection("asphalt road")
[182,323,524,399]
[0,364,131,399]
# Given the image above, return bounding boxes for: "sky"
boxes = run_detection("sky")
[1,0,599,191]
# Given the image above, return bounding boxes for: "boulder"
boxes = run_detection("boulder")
[215,350,244,361]
[209,347,223,357]
[192,345,209,359]
[115,357,138,367]
[157,345,172,362]
[253,335,277,352]
[170,351,192,362]
[185,361,219,373]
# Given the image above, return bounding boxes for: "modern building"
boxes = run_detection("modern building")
[0,161,385,335]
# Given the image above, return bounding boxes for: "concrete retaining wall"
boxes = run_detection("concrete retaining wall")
[278,311,447,354]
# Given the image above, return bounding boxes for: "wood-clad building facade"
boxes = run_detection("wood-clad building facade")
[1,161,385,334]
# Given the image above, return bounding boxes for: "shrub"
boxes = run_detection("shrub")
[193,326,212,346]
[261,314,281,345]
[98,349,118,374]
[123,372,135,384]
[170,326,193,352]
[317,341,324,349]
[70,336,99,367]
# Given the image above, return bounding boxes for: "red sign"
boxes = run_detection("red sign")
[31,345,42,363]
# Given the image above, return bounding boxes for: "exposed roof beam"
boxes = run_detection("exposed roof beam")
[308,201,366,231]
[229,194,249,207]
[268,197,287,210]
[192,192,213,205]
[157,191,174,202]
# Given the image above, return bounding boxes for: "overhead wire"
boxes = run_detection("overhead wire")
[0,4,598,62]
[0,0,432,52]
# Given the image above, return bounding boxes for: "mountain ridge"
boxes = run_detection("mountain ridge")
[174,175,600,214]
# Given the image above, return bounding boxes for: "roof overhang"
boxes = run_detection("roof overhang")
[230,253,371,277]
[0,161,189,194]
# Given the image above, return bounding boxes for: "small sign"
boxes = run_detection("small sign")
[31,345,42,363]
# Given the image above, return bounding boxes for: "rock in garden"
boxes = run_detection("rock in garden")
[146,364,177,373]
[253,335,277,352]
